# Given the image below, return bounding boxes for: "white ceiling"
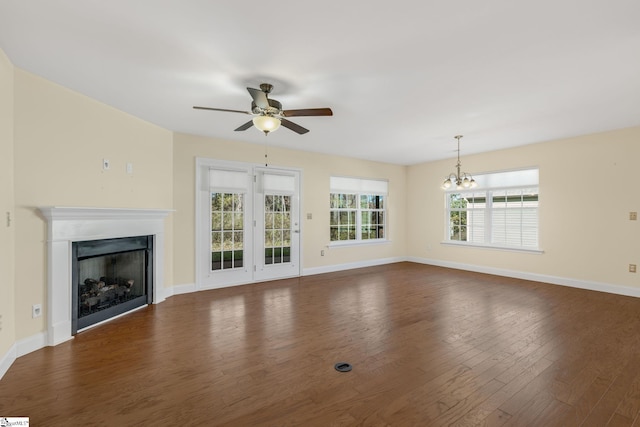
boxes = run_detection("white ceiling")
[1,1,639,165]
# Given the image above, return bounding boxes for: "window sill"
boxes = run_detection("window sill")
[440,241,544,254]
[328,239,391,248]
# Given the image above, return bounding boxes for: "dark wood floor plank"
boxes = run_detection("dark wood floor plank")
[3,262,640,425]
[615,368,640,421]
[571,376,615,424]
[501,390,556,427]
[433,379,506,426]
[608,413,635,427]
[582,355,640,427]
[529,397,575,426]
[493,355,557,414]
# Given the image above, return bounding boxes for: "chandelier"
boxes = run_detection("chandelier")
[441,135,477,190]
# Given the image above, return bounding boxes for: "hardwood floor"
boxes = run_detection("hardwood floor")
[3,262,640,426]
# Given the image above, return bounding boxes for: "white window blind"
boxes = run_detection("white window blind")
[470,168,539,190]
[330,176,388,195]
[209,169,250,192]
[262,173,295,193]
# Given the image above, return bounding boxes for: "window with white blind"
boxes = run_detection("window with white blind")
[330,176,388,244]
[445,168,539,251]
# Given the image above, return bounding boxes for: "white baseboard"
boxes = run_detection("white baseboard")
[408,256,640,298]
[155,283,197,301]
[171,283,197,295]
[0,343,17,380]
[16,332,47,358]
[0,333,46,381]
[303,256,407,276]
[155,285,172,302]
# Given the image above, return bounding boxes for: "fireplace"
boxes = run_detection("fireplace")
[39,207,172,346]
[72,235,153,333]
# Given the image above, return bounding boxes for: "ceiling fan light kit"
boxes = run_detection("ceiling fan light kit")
[193,82,333,135]
[253,115,281,134]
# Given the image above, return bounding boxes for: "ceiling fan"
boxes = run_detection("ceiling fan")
[193,83,333,135]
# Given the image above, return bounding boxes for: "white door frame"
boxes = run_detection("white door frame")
[195,158,302,290]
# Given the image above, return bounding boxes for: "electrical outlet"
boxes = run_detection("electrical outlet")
[126,162,134,174]
[630,212,637,221]
[321,250,325,256]
[103,158,110,170]
[32,304,42,318]
[630,264,637,273]
[306,213,312,220]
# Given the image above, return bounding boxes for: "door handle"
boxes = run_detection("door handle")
[293,230,300,233]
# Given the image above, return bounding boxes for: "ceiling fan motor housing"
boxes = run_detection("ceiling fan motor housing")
[251,99,282,116]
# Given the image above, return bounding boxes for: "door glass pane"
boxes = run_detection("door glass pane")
[264,194,292,265]
[211,192,244,271]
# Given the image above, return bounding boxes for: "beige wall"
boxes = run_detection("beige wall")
[12,70,174,341]
[407,126,640,288]
[172,132,407,286]
[0,50,16,356]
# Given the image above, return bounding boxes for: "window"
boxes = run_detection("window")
[360,195,385,240]
[211,192,244,270]
[445,168,539,250]
[264,194,292,265]
[330,176,388,243]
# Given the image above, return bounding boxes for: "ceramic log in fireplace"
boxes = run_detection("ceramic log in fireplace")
[72,236,153,333]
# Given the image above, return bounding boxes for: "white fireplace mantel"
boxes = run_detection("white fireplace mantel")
[39,207,173,346]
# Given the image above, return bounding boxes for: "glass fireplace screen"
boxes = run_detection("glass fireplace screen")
[73,236,152,333]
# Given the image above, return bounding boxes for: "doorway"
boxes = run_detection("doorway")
[196,159,301,289]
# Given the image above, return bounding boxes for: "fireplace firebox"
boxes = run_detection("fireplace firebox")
[72,235,153,333]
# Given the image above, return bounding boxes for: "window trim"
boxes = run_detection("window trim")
[329,176,389,246]
[329,192,387,244]
[443,168,540,252]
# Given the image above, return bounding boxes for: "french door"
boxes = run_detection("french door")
[253,168,300,282]
[196,159,300,289]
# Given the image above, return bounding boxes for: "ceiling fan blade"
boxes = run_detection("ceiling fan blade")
[280,118,309,135]
[282,108,333,117]
[247,87,269,109]
[234,120,254,131]
[193,106,251,114]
